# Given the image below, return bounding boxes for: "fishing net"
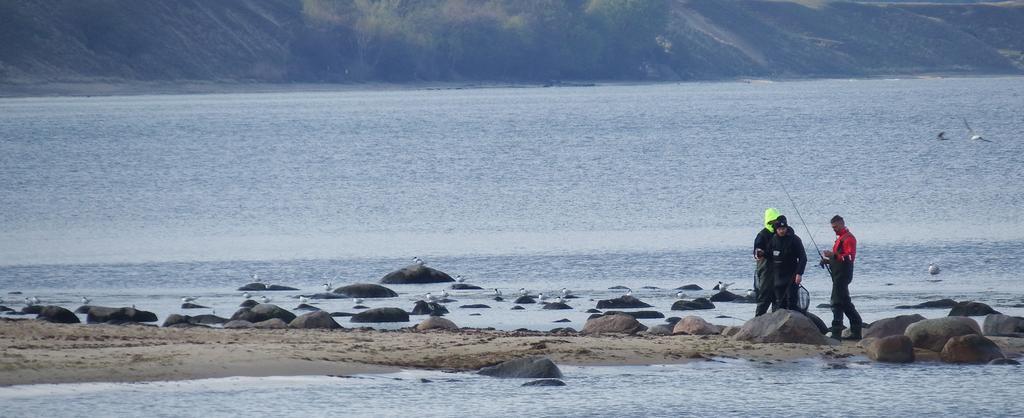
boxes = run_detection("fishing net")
[797,285,810,311]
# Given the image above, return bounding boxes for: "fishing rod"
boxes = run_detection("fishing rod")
[779,183,832,275]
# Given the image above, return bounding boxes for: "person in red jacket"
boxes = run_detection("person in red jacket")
[821,215,863,340]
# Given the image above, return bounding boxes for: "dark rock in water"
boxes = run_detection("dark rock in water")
[295,304,320,311]
[478,356,563,379]
[350,307,410,323]
[75,305,93,314]
[290,311,342,329]
[8,291,23,295]
[989,358,1021,366]
[0,305,13,312]
[940,334,1004,364]
[522,379,566,387]
[585,309,602,314]
[665,317,682,325]
[411,301,448,316]
[553,318,571,323]
[731,295,757,304]
[596,295,652,309]
[866,335,915,363]
[511,306,525,310]
[459,304,491,309]
[181,303,209,309]
[37,306,80,324]
[333,283,398,298]
[307,292,347,300]
[895,298,958,309]
[450,283,483,290]
[86,306,158,324]
[641,286,660,290]
[229,304,296,324]
[549,327,577,334]
[905,317,982,352]
[190,314,228,325]
[493,297,504,302]
[330,312,354,317]
[582,314,647,335]
[709,291,738,302]
[982,314,1024,336]
[733,309,828,345]
[239,299,259,308]
[469,313,482,316]
[514,296,536,304]
[587,313,603,320]
[948,301,1000,317]
[353,305,369,309]
[603,310,664,319]
[236,283,298,291]
[21,305,44,314]
[608,285,631,290]
[816,303,832,309]
[671,298,715,311]
[676,284,703,291]
[562,295,580,299]
[380,265,455,284]
[542,302,572,310]
[863,314,927,339]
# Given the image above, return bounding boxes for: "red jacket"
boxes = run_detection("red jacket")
[832,228,857,263]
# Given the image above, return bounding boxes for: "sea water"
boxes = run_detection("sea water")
[1,78,1022,414]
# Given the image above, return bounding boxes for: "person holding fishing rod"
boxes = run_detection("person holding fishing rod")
[821,215,863,340]
[764,215,806,311]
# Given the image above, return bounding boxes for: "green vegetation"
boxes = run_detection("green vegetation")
[0,0,1022,85]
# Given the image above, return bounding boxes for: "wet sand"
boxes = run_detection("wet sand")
[0,319,868,386]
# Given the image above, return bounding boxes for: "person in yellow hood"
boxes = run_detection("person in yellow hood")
[753,207,781,316]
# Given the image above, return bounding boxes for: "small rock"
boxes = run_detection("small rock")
[521,379,566,387]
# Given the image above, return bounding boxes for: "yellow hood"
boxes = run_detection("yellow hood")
[764,207,780,232]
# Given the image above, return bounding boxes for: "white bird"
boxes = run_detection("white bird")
[493,289,502,297]
[561,287,571,297]
[181,296,198,303]
[716,281,735,291]
[746,289,756,298]
[538,292,549,302]
[259,295,272,304]
[519,288,528,297]
[353,297,364,304]
[624,288,632,296]
[251,273,261,283]
[322,282,332,292]
[25,296,40,305]
[554,296,564,304]
[676,291,686,299]
[440,289,449,299]
[928,263,940,275]
[242,292,251,299]
[455,275,465,283]
[412,256,425,266]
[963,118,991,142]
[81,296,91,304]
[298,296,310,303]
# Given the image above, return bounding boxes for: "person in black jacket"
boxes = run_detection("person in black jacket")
[765,216,806,311]
[753,208,781,316]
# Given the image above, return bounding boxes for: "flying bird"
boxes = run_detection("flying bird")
[963,118,991,142]
[936,131,949,141]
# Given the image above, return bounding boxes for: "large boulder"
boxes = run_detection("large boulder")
[332,283,398,298]
[596,295,652,309]
[86,306,158,324]
[380,265,455,284]
[21,305,43,314]
[190,314,228,325]
[253,318,289,329]
[37,306,80,324]
[230,304,296,324]
[237,283,299,291]
[732,310,828,345]
[896,299,957,310]
[477,356,563,379]
[672,316,720,335]
[513,296,536,304]
[940,334,1005,364]
[982,314,1024,336]
[671,298,715,311]
[350,307,410,323]
[581,314,647,335]
[223,320,254,329]
[289,311,342,329]
[905,317,982,352]
[410,301,449,316]
[948,301,1000,317]
[542,302,572,310]
[162,314,192,327]
[415,316,459,331]
[239,299,259,308]
[866,335,915,363]
[863,314,927,340]
[709,291,738,302]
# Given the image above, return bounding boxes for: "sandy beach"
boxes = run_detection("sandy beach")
[0,318,873,386]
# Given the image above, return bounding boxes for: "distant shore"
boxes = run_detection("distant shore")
[0,319,866,386]
[1,73,1019,99]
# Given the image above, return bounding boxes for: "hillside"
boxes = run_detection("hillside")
[1,0,1022,88]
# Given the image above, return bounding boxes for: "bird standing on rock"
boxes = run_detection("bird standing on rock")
[81,296,91,304]
[181,296,198,303]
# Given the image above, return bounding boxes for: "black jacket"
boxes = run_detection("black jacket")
[754,228,773,257]
[767,232,807,283]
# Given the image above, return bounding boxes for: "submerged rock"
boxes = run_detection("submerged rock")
[332,283,398,298]
[450,283,483,290]
[237,283,299,291]
[521,379,566,387]
[709,290,738,302]
[895,299,957,310]
[595,295,652,309]
[671,298,715,311]
[676,284,703,291]
[478,356,562,379]
[602,310,664,319]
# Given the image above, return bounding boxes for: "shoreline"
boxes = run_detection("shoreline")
[0,319,866,386]
[1,73,1020,99]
